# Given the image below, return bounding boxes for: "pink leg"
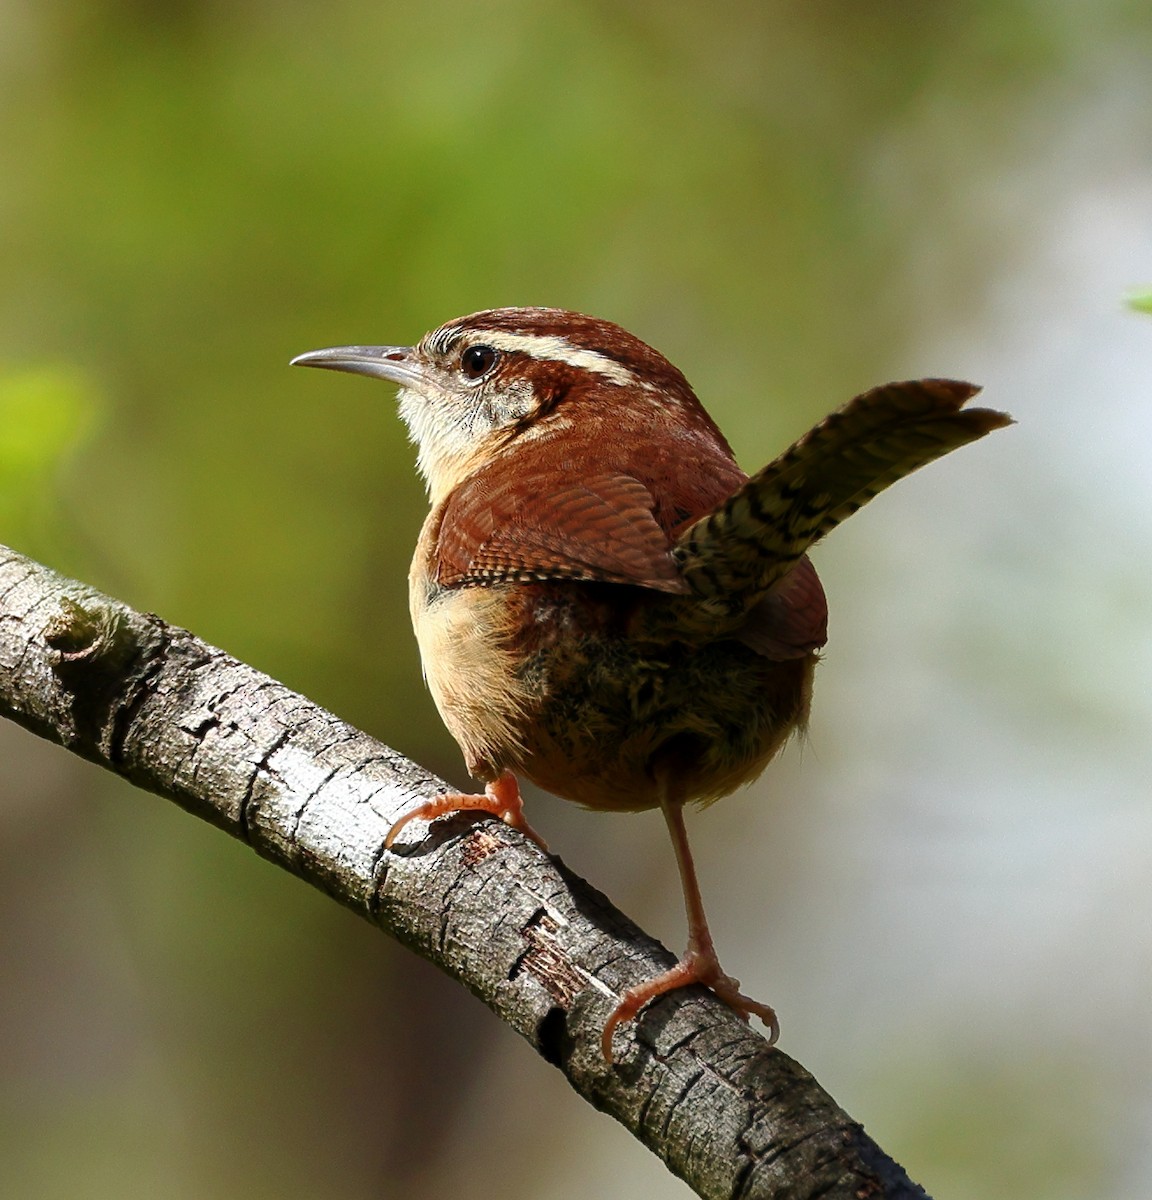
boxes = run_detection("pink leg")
[384,770,549,852]
[602,794,777,1063]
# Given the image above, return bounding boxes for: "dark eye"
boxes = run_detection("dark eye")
[460,344,498,380]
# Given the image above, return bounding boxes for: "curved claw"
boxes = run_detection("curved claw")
[602,948,779,1063]
[384,771,549,852]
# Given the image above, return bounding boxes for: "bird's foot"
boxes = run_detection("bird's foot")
[383,770,549,852]
[602,945,778,1062]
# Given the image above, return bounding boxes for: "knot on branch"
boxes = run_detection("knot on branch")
[44,596,126,666]
[39,593,164,758]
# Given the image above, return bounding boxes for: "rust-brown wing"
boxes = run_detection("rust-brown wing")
[436,467,690,592]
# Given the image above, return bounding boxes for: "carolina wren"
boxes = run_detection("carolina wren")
[292,308,1010,1060]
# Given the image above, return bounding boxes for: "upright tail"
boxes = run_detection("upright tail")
[673,379,1012,615]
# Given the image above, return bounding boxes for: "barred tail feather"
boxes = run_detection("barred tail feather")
[673,379,1012,608]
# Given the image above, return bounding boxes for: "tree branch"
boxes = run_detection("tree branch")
[0,542,929,1200]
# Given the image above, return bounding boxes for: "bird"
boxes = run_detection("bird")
[292,307,1011,1061]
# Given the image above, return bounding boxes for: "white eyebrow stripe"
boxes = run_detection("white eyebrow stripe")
[467,330,640,387]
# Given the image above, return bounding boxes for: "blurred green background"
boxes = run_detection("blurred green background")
[3,2,1151,1197]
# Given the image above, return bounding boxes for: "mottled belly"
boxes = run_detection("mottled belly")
[414,578,815,813]
[515,630,815,811]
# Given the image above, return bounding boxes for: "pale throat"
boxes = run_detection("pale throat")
[399,386,512,507]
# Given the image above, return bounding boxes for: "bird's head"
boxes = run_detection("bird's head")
[292,307,723,504]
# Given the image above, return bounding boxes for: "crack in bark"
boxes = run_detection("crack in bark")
[239,724,295,842]
[509,909,585,1008]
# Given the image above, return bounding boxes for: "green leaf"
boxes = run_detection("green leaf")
[1125,289,1152,314]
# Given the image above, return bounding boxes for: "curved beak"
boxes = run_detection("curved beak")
[290,345,424,387]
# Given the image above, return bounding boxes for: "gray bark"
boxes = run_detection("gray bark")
[0,542,929,1200]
